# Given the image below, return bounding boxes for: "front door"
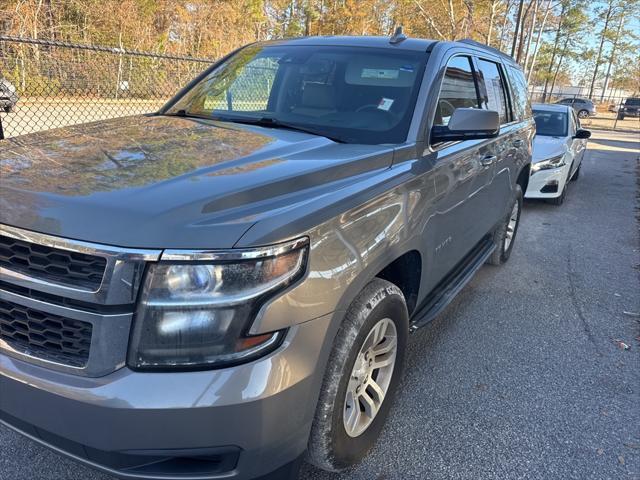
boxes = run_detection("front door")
[420,54,489,288]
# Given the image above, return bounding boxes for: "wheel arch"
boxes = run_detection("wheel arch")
[331,246,424,324]
[516,163,530,196]
[374,250,422,315]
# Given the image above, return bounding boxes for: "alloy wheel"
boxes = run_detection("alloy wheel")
[504,201,520,252]
[343,318,398,438]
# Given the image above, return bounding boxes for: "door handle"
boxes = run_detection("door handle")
[512,139,524,147]
[480,155,496,167]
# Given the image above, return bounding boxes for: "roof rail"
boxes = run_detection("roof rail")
[389,26,408,45]
[457,39,517,63]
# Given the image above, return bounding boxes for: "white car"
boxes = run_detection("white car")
[526,104,591,205]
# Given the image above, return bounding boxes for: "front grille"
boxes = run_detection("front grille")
[0,235,107,290]
[0,299,93,367]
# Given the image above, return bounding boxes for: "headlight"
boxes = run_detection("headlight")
[531,154,565,173]
[128,237,308,370]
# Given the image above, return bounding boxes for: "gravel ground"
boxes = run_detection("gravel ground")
[1,129,639,480]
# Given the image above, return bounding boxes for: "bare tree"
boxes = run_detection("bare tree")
[600,11,625,101]
[522,0,540,68]
[498,0,514,51]
[486,0,501,46]
[511,0,525,57]
[542,1,567,101]
[587,0,615,99]
[525,0,554,82]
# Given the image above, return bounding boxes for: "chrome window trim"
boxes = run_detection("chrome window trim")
[161,236,309,262]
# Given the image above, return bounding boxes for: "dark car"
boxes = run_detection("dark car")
[554,97,597,118]
[0,35,533,480]
[617,97,640,120]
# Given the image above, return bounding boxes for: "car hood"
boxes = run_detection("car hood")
[532,135,567,163]
[0,115,394,248]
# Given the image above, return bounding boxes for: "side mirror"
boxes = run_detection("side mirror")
[431,108,500,143]
[574,129,591,139]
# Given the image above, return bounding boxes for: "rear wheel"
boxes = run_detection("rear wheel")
[578,109,589,119]
[307,279,408,471]
[487,184,523,266]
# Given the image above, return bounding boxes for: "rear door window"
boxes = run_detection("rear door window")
[475,58,510,124]
[507,66,532,121]
[434,55,479,127]
[573,109,581,129]
[569,109,578,135]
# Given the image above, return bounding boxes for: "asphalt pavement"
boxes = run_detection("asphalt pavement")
[1,129,639,480]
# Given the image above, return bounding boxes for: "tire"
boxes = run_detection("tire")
[617,113,625,120]
[577,110,589,119]
[571,163,581,181]
[548,183,567,206]
[307,278,409,472]
[487,184,523,266]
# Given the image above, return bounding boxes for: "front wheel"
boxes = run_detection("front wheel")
[307,278,408,472]
[487,184,523,266]
[578,109,589,119]
[571,163,581,181]
[548,183,567,206]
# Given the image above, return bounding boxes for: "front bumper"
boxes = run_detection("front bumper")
[0,312,335,480]
[525,163,571,199]
[621,109,640,117]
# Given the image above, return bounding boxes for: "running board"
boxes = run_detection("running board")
[409,236,495,332]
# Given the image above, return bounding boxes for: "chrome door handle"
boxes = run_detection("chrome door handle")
[512,139,524,147]
[480,155,496,167]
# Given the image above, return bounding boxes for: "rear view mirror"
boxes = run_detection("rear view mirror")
[431,108,500,144]
[574,129,591,139]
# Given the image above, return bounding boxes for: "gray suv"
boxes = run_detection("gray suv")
[0,34,533,480]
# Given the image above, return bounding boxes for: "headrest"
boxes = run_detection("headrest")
[301,83,336,109]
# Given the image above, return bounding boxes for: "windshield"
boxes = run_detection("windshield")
[625,98,640,106]
[166,44,427,144]
[533,109,568,137]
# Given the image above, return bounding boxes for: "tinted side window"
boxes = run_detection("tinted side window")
[569,109,577,134]
[476,59,509,124]
[507,66,532,121]
[434,56,479,127]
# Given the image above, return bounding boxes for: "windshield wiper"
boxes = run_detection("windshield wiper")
[161,109,210,120]
[215,116,348,143]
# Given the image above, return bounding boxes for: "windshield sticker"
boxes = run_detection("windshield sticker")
[361,68,399,80]
[400,65,415,72]
[378,98,394,111]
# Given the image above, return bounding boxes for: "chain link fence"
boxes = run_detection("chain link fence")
[528,89,639,133]
[0,36,214,139]
[1,36,638,139]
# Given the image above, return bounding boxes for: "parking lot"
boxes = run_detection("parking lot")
[0,129,638,480]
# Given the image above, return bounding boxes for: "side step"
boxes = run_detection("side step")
[409,236,495,332]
